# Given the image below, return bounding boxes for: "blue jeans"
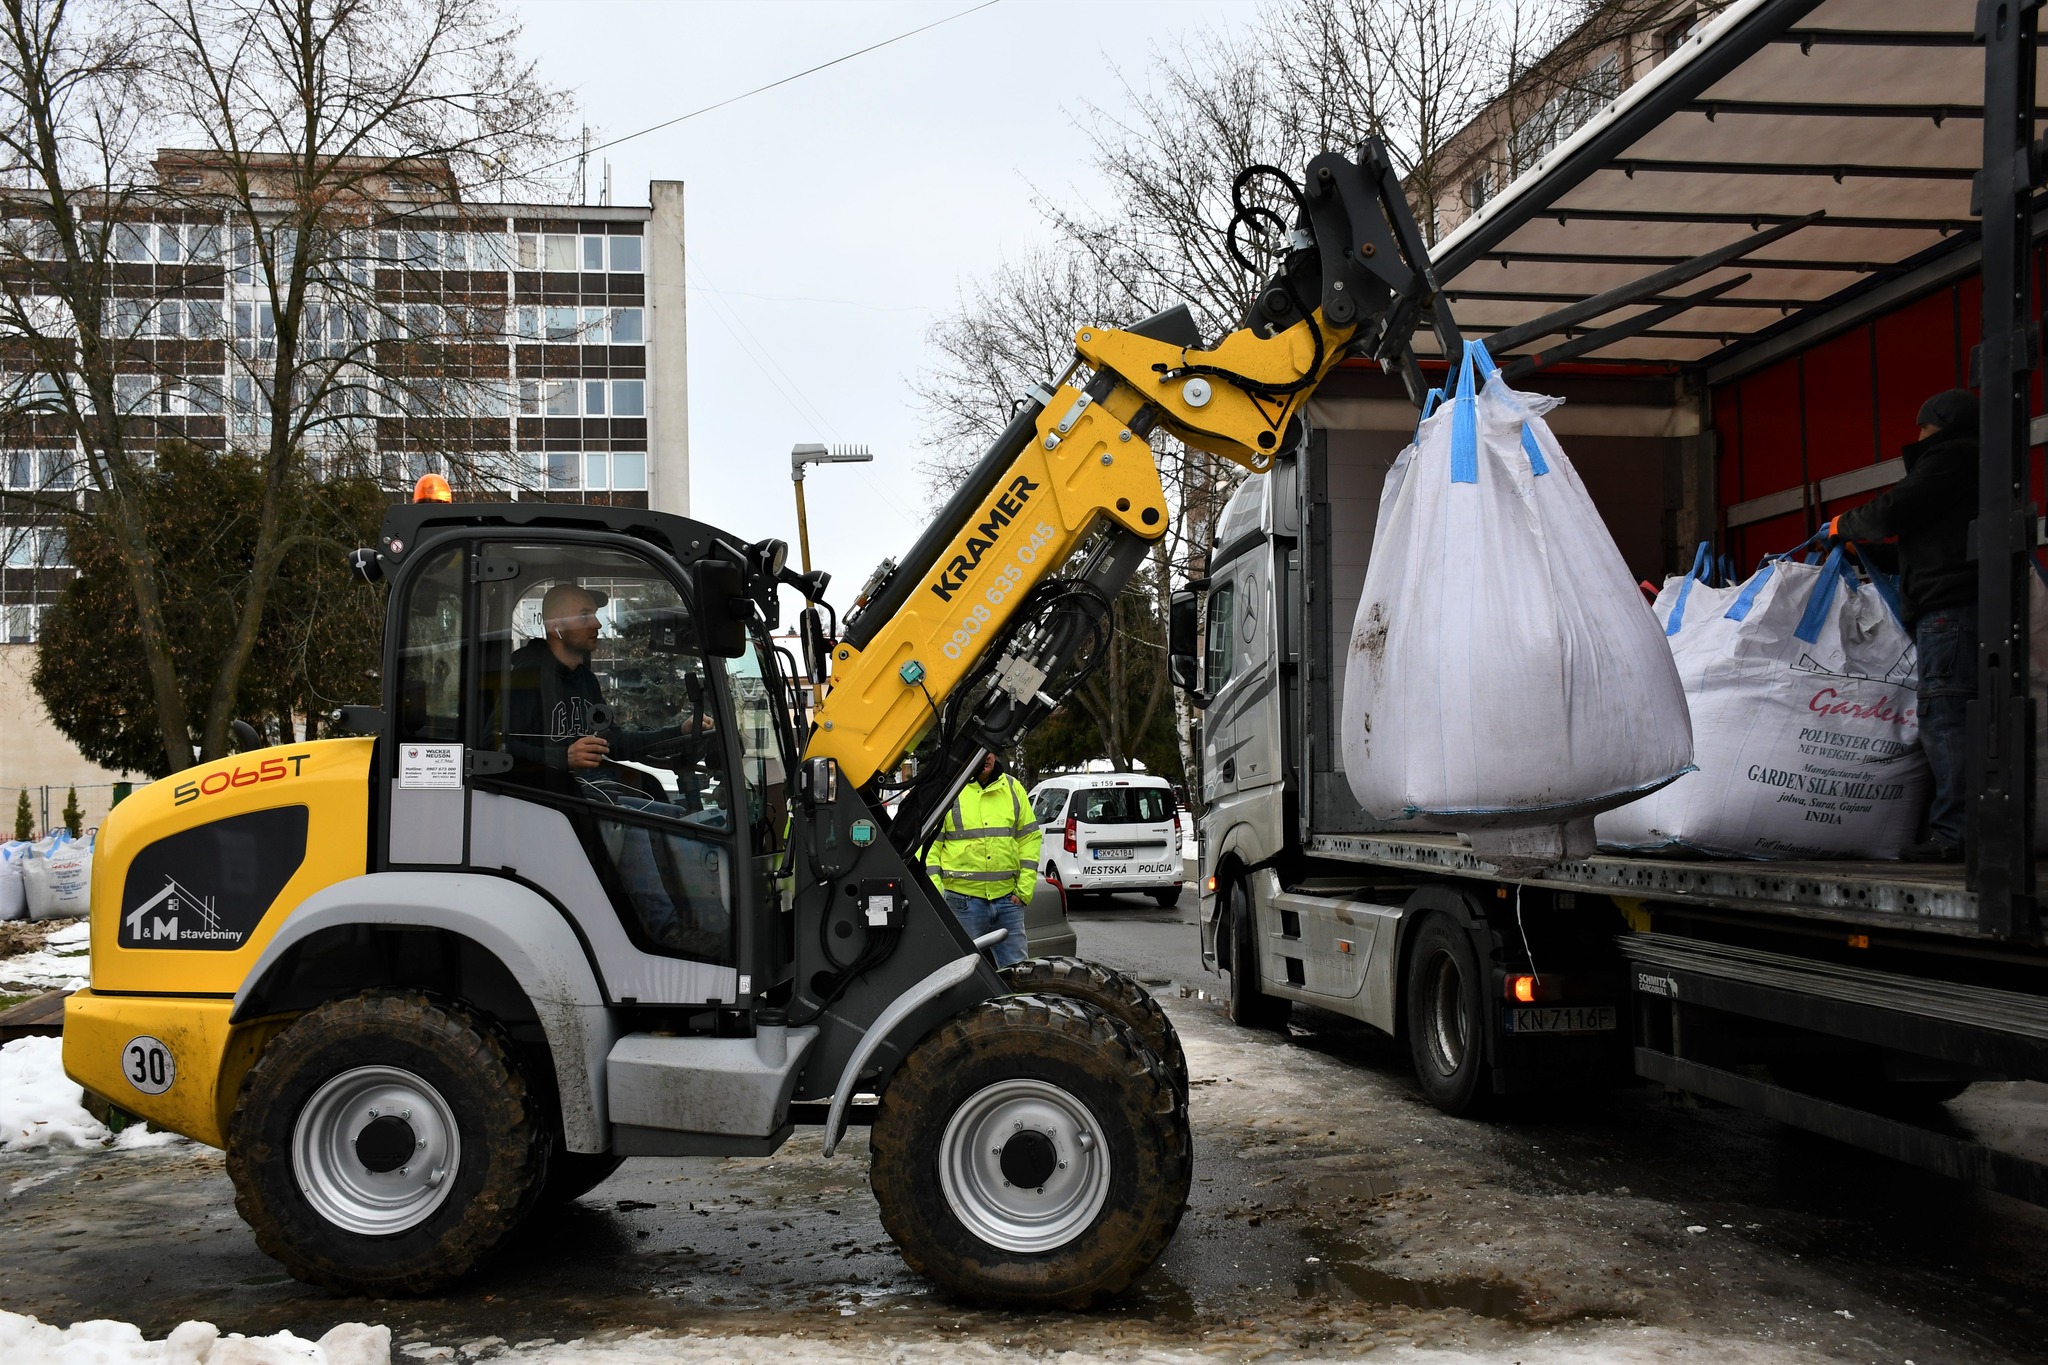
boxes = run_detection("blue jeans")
[1915,606,1977,849]
[943,889,1027,967]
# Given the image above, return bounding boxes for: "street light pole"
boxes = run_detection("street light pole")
[790,442,875,574]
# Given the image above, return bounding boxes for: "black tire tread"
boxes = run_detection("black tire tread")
[226,991,548,1295]
[869,994,1191,1309]
[999,955,1190,1106]
[1225,880,1291,1031]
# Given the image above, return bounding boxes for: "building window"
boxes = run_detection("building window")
[543,379,576,416]
[188,300,221,339]
[114,373,151,414]
[1466,169,1493,214]
[1,604,41,643]
[612,452,647,490]
[544,306,578,342]
[546,451,578,489]
[1662,11,1702,60]
[157,224,182,263]
[584,452,608,490]
[581,379,606,416]
[608,236,642,273]
[3,451,34,489]
[3,527,60,568]
[580,307,610,343]
[188,375,223,414]
[582,235,605,272]
[188,224,221,265]
[611,307,644,344]
[611,379,645,417]
[516,306,540,342]
[113,223,151,262]
[543,233,577,272]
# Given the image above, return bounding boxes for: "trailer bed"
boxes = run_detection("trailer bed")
[1304,832,2040,940]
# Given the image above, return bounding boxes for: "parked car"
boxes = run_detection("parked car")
[1029,774,1184,908]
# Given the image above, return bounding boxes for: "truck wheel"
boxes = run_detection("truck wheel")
[1404,913,1492,1117]
[1000,956,1190,1107]
[1224,878,1291,1030]
[869,995,1190,1309]
[540,1151,627,1206]
[226,992,547,1295]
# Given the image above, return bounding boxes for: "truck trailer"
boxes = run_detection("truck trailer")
[1183,0,2048,1203]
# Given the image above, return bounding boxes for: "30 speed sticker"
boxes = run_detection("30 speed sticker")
[121,1035,175,1095]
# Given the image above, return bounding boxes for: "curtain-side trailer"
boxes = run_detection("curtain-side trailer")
[1174,0,2048,1205]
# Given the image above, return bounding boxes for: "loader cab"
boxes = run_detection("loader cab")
[371,504,801,1009]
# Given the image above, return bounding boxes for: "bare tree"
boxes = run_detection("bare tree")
[0,0,570,769]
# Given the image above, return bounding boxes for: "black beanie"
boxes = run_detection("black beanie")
[1916,388,1977,436]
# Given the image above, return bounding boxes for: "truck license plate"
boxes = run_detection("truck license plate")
[1504,1005,1615,1034]
[1093,846,1133,860]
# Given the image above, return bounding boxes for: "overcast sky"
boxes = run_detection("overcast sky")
[511,0,1258,598]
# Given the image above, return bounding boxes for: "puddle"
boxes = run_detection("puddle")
[1294,1255,1526,1319]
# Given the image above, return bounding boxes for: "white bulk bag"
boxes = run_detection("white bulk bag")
[1598,545,1928,858]
[0,842,25,922]
[23,834,91,921]
[1340,341,1693,862]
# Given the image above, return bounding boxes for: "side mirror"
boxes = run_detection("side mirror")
[1168,588,1207,708]
[693,558,749,659]
[800,605,831,686]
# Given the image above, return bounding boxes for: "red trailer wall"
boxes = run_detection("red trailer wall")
[1710,261,2045,572]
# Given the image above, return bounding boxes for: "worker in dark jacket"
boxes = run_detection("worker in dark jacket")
[1825,388,1979,862]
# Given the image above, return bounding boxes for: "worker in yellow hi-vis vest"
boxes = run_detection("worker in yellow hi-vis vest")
[925,753,1042,967]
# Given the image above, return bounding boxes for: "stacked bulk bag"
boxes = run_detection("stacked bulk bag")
[1597,544,1928,859]
[0,842,26,921]
[1340,340,1694,866]
[21,831,92,921]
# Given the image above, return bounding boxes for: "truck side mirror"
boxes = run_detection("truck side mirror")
[693,559,749,659]
[1168,589,1207,708]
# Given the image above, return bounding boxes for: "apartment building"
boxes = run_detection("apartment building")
[0,154,690,827]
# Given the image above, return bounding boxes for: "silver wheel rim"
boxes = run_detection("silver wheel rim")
[1423,948,1469,1077]
[291,1065,462,1236]
[938,1078,1112,1253]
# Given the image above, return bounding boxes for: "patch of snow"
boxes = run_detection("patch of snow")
[0,1035,182,1152]
[0,1311,389,1365]
[1,919,91,991]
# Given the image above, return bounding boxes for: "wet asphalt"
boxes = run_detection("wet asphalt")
[3,891,2048,1360]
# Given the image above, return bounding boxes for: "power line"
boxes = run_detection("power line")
[537,0,1003,175]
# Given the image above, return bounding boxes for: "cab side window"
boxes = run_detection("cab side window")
[1204,578,1237,692]
[471,541,736,965]
[396,546,465,743]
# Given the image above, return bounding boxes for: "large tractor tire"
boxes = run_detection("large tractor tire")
[869,995,1191,1308]
[1223,877,1291,1031]
[226,992,549,1295]
[1000,955,1190,1107]
[1403,912,1493,1117]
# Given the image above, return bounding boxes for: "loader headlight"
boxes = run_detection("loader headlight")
[750,537,789,582]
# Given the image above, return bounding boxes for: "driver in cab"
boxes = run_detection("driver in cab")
[503,582,706,778]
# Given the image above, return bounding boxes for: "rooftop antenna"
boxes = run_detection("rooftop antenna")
[600,160,613,207]
[577,125,589,205]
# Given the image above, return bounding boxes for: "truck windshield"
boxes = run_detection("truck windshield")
[1077,787,1171,824]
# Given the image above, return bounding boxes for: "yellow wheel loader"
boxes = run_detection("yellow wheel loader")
[61,141,1450,1304]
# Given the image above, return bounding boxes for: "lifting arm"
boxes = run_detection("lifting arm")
[803,141,1447,849]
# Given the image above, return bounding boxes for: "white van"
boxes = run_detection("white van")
[1028,774,1183,908]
